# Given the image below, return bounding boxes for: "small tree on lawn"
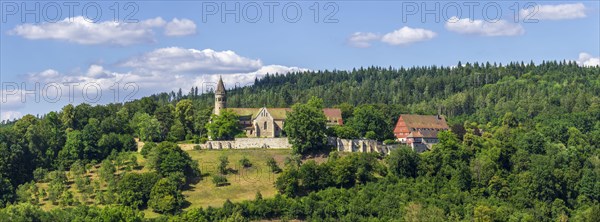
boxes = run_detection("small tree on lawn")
[239,156,252,168]
[212,175,228,187]
[218,155,229,175]
[266,157,282,173]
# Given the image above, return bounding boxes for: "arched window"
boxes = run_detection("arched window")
[264,122,267,130]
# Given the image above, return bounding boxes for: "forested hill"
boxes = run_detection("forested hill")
[153,60,599,129]
[1,61,600,221]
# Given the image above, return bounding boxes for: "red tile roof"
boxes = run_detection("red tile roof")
[394,114,448,139]
[401,114,449,129]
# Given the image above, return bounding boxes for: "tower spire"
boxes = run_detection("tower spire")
[216,75,225,95]
[214,76,226,115]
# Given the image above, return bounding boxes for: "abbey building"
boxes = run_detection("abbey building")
[214,77,343,138]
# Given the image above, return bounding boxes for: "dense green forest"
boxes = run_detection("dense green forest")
[1,61,599,221]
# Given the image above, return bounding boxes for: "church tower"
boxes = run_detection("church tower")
[214,76,226,115]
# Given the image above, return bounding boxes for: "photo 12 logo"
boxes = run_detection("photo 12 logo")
[1,82,139,104]
[1,1,139,23]
[401,1,540,23]
[201,1,339,23]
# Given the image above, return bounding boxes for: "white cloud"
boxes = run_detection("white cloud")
[348,32,380,48]
[120,47,263,74]
[577,52,600,67]
[381,26,436,45]
[21,48,306,104]
[445,16,524,36]
[165,18,197,36]
[1,111,23,122]
[9,16,198,45]
[521,3,586,20]
[192,65,309,89]
[6,48,307,120]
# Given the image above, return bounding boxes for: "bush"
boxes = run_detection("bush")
[59,190,76,206]
[266,157,282,173]
[199,137,208,144]
[383,139,398,145]
[386,147,419,178]
[116,172,160,209]
[218,156,229,175]
[239,156,252,168]
[141,142,157,157]
[365,131,377,140]
[193,145,201,150]
[212,175,228,187]
[148,178,184,214]
[33,168,49,182]
[148,142,201,179]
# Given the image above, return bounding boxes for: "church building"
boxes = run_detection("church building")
[214,77,344,138]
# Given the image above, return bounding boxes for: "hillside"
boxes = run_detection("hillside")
[1,62,600,221]
[30,149,291,218]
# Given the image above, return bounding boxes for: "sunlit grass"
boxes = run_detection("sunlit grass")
[34,148,292,218]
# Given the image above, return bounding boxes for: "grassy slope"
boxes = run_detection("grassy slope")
[35,148,292,218]
[181,149,290,208]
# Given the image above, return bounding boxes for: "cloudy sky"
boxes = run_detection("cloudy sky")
[1,1,599,121]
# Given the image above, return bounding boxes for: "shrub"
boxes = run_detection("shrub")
[33,168,49,183]
[141,142,157,157]
[199,137,208,144]
[365,131,377,140]
[386,147,419,178]
[212,175,228,187]
[239,156,252,168]
[218,156,229,175]
[383,139,398,145]
[116,172,161,209]
[193,145,201,150]
[148,178,184,214]
[266,157,282,173]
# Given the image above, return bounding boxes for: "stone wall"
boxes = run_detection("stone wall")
[328,137,399,155]
[200,137,398,155]
[202,137,291,149]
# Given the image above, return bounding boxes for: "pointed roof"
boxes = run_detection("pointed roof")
[216,76,226,94]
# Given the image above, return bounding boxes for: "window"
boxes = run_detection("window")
[264,122,267,130]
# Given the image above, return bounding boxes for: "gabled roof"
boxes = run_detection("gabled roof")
[226,108,342,121]
[394,114,449,138]
[216,76,226,94]
[266,108,292,120]
[227,108,261,119]
[323,108,342,120]
[401,114,449,129]
[407,129,440,138]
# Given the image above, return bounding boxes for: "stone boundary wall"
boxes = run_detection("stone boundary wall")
[328,137,400,155]
[202,138,291,149]
[198,137,398,154]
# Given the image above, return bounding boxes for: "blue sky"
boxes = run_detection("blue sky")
[1,1,599,121]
